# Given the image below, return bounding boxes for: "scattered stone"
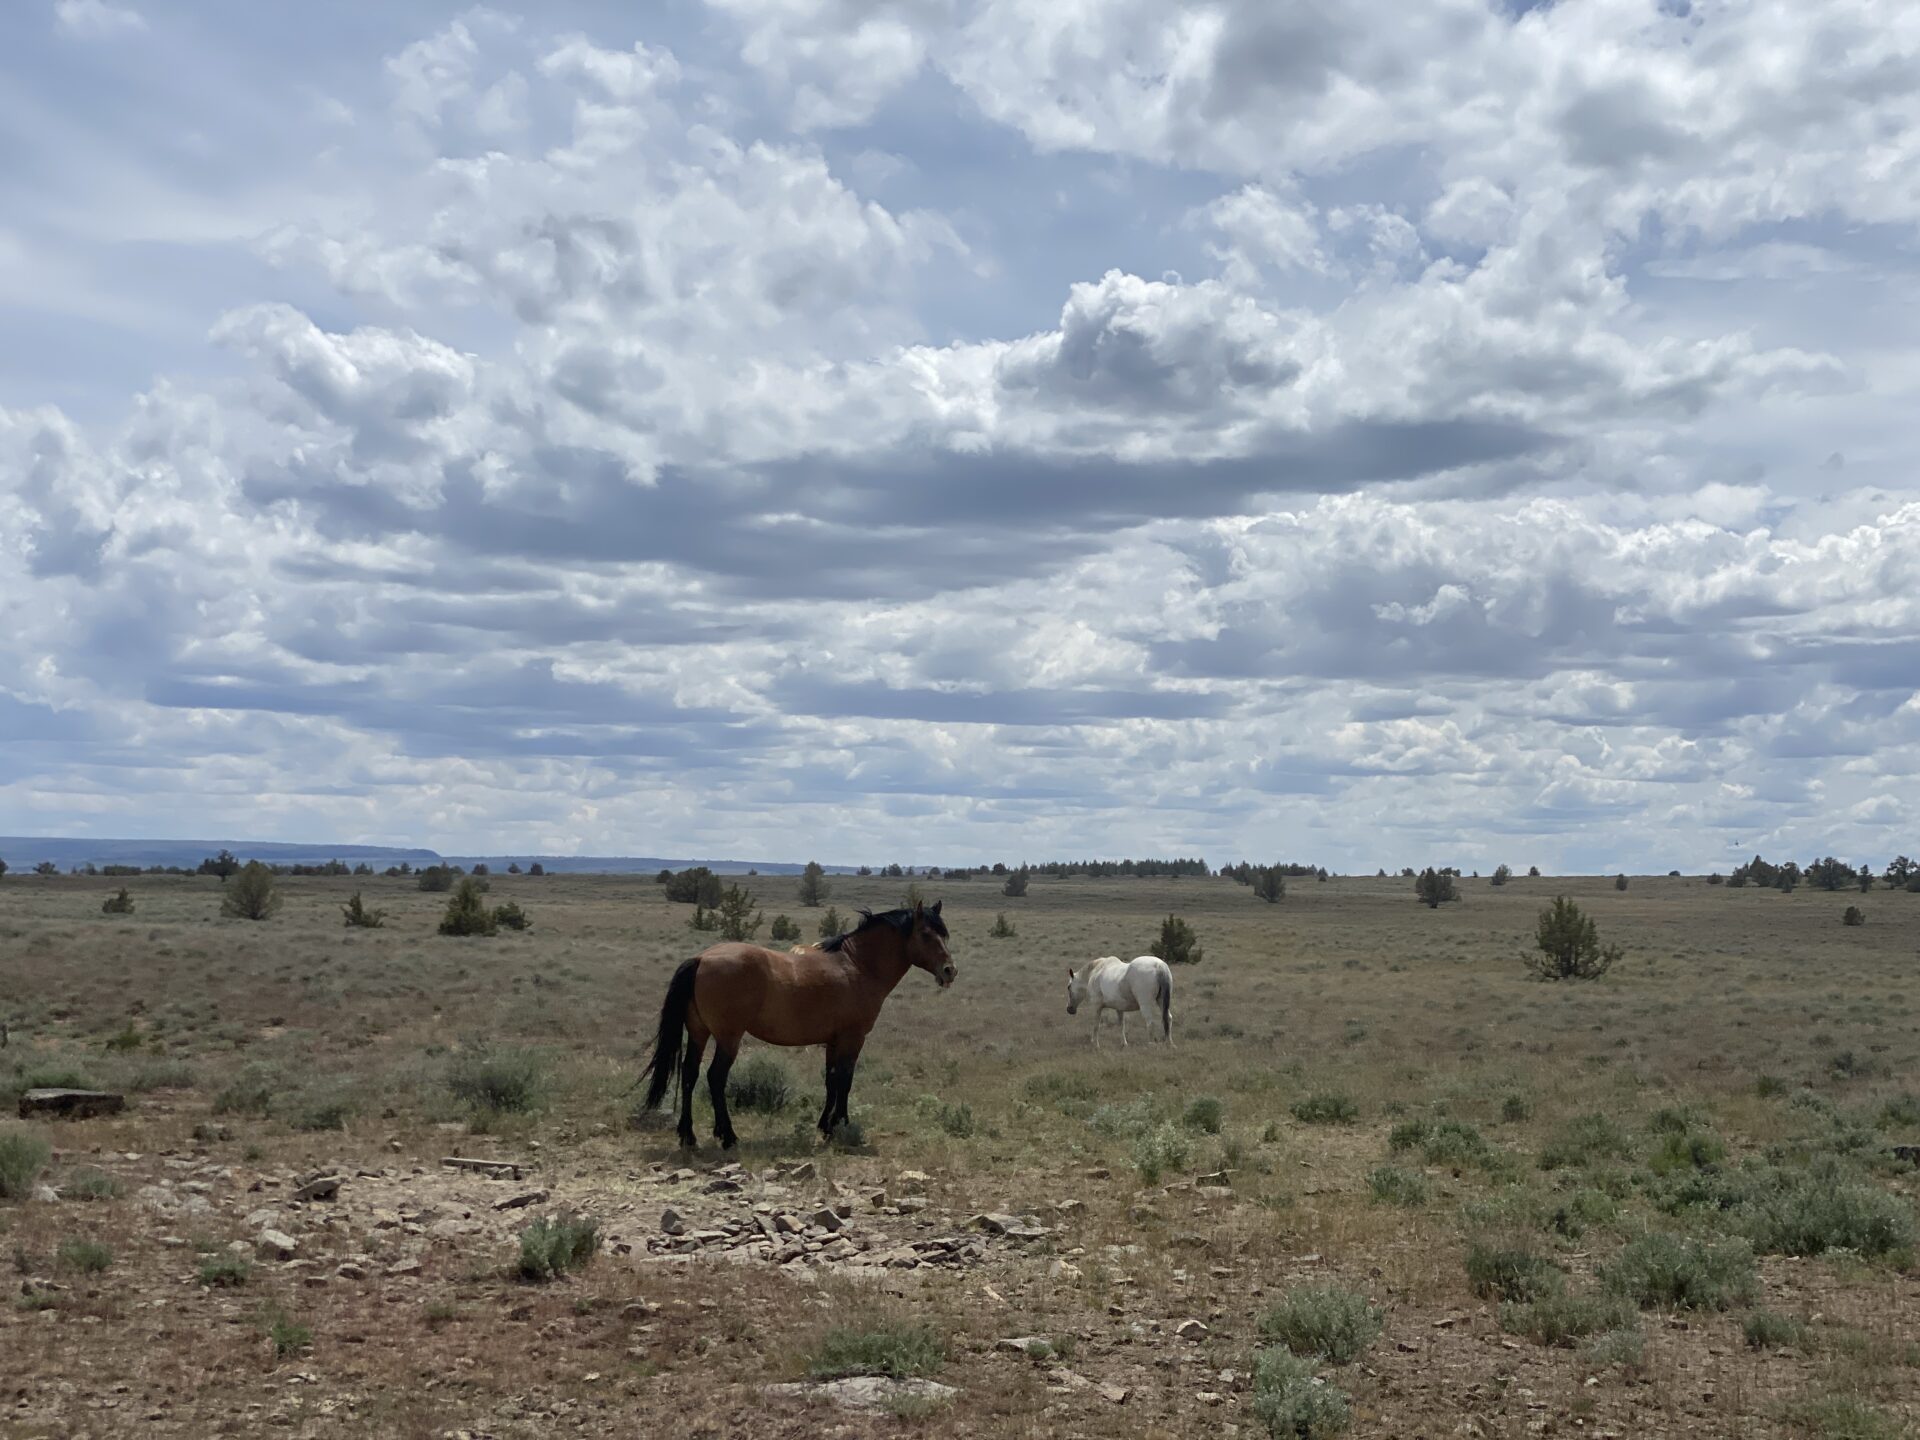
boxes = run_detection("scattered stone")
[18,1088,125,1120]
[896,1196,929,1213]
[1176,1319,1210,1341]
[1196,1171,1232,1188]
[1099,1383,1130,1404]
[1055,1199,1086,1215]
[811,1207,845,1233]
[622,1301,661,1319]
[1172,1232,1210,1249]
[895,1169,930,1191]
[256,1230,298,1261]
[293,1175,341,1203]
[774,1213,802,1236]
[1049,1259,1083,1282]
[765,1377,956,1412]
[660,1209,688,1237]
[440,1156,525,1179]
[336,1262,367,1280]
[385,1259,423,1278]
[1198,1391,1225,1406]
[869,1189,888,1208]
[31,1183,59,1204]
[997,1336,1052,1357]
[784,1161,816,1181]
[493,1189,549,1212]
[245,1208,279,1230]
[1084,1167,1111,1180]
[704,1177,743,1194]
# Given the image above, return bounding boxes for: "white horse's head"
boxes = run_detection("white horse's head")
[1066,961,1107,1014]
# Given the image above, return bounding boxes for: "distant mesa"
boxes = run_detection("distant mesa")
[0,837,848,876]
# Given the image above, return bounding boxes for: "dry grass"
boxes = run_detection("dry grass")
[2,868,1918,1435]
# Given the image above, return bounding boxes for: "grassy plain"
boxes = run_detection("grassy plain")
[2,868,1918,1437]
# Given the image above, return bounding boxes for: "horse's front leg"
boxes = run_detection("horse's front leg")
[1119,1008,1128,1047]
[706,1038,739,1149]
[1091,1006,1103,1049]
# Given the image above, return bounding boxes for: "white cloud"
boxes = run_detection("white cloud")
[54,0,146,39]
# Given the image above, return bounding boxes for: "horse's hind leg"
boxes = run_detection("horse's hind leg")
[677,1021,709,1149]
[706,1037,740,1149]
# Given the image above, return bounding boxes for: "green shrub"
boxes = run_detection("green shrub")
[1599,1232,1758,1310]
[57,1238,113,1273]
[768,914,801,943]
[0,1129,52,1200]
[1526,895,1620,979]
[492,901,531,932]
[1251,1346,1351,1439]
[1584,1327,1646,1371]
[1466,1240,1563,1302]
[1151,914,1202,965]
[265,1306,311,1358]
[447,1046,545,1116]
[1539,1113,1634,1170]
[806,1320,945,1379]
[1755,1074,1788,1098]
[341,891,386,928]
[828,1116,868,1150]
[934,1101,975,1138]
[198,1253,251,1287]
[1739,1170,1914,1261]
[1131,1122,1192,1183]
[726,1054,793,1114]
[1742,1309,1806,1349]
[1650,1129,1728,1175]
[101,887,134,915]
[517,1213,601,1282]
[65,1168,120,1201]
[220,861,281,921]
[1367,1166,1428,1206]
[288,1088,356,1132]
[1499,1291,1635,1346]
[989,913,1016,939]
[417,865,457,892]
[1290,1092,1358,1125]
[1842,906,1865,927]
[1550,1187,1619,1238]
[1257,1284,1382,1365]
[438,879,497,937]
[1183,1096,1225,1134]
[1501,1093,1533,1122]
[212,1066,281,1116]
[714,884,762,942]
[1782,1395,1902,1440]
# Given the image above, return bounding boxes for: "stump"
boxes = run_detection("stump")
[19,1088,126,1120]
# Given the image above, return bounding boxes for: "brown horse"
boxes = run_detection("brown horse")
[638,902,955,1149]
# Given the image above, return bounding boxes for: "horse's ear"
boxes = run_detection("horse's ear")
[930,900,941,917]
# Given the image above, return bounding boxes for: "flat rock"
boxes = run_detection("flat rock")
[1176,1319,1210,1341]
[660,1208,688,1237]
[1195,1171,1232,1188]
[441,1156,525,1179]
[811,1207,845,1233]
[18,1088,125,1120]
[293,1175,341,1203]
[256,1230,299,1261]
[31,1184,59,1204]
[765,1378,956,1412]
[385,1259,423,1278]
[493,1189,548,1212]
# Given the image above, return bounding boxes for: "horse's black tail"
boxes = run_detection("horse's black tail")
[639,957,700,1110]
[1157,967,1172,1042]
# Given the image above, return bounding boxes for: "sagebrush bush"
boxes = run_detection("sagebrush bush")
[57,1237,113,1273]
[198,1254,251,1287]
[1466,1240,1563,1302]
[492,901,531,932]
[1742,1309,1806,1349]
[1539,1113,1634,1170]
[989,912,1016,939]
[1291,1092,1358,1125]
[212,1066,281,1117]
[517,1213,601,1282]
[447,1046,545,1116]
[726,1054,793,1114]
[0,1128,52,1200]
[1585,1327,1646,1371]
[1499,1291,1635,1346]
[806,1319,946,1379]
[1251,1346,1352,1439]
[1367,1166,1429,1206]
[1391,1116,1497,1170]
[1131,1121,1191,1182]
[1182,1095,1225,1134]
[65,1168,120,1201]
[1599,1232,1758,1310]
[1257,1284,1383,1364]
[1739,1169,1914,1260]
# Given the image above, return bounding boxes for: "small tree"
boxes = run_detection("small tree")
[352,861,373,876]
[1002,868,1030,898]
[528,862,546,876]
[34,861,59,877]
[769,914,801,943]
[797,860,829,907]
[689,905,719,932]
[715,885,762,943]
[1856,865,1873,893]
[1527,896,1620,981]
[507,862,522,874]
[1842,906,1865,927]
[1415,868,1458,908]
[990,913,1016,939]
[418,865,457,893]
[492,901,531,932]
[472,863,490,877]
[1884,856,1914,889]
[1490,864,1512,886]
[817,905,844,941]
[1152,914,1202,966]
[220,861,281,921]
[101,887,134,915]
[341,891,387,929]
[438,878,497,937]
[664,867,723,906]
[1614,873,1630,891]
[1253,867,1286,904]
[1707,873,1724,885]
[199,849,240,882]
[0,858,8,879]
[1527,865,1541,877]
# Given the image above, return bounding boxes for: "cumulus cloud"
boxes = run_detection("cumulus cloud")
[54,0,146,39]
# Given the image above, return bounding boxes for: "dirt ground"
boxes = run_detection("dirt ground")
[3,868,1918,1438]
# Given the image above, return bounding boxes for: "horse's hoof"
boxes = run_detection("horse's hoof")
[717,1134,738,1150]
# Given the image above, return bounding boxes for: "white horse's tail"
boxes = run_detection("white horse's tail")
[1157,966,1172,1043]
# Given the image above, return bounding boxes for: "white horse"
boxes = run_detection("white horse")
[1065,956,1173,1047]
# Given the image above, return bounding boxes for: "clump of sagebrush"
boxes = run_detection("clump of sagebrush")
[57,1238,113,1274]
[198,1254,251,1287]
[806,1319,946,1380]
[438,878,497,936]
[1291,1092,1358,1125]
[1131,1122,1191,1183]
[1843,906,1865,927]
[341,891,387,928]
[1500,1291,1636,1347]
[1251,1346,1351,1439]
[1539,1113,1634,1170]
[1152,914,1202,965]
[1466,1240,1563,1302]
[1599,1232,1758,1311]
[212,1066,282,1117]
[491,900,531,931]
[517,1213,600,1282]
[265,1306,312,1359]
[1526,896,1620,981]
[288,1086,355,1132]
[989,912,1016,939]
[726,1054,793,1114]
[101,887,134,915]
[1183,1096,1225,1134]
[1390,1116,1498,1171]
[0,1128,51,1200]
[1368,1166,1429,1207]
[1743,1310,1806,1349]
[1257,1284,1382,1365]
[220,861,281,921]
[1738,1165,1913,1261]
[447,1045,545,1116]
[65,1168,120,1201]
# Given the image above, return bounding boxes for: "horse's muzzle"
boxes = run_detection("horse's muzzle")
[938,964,957,988]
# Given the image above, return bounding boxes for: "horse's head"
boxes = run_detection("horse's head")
[908,900,956,988]
[1066,964,1088,1014]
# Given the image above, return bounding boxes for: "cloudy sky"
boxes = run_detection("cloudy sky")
[3,0,1917,870]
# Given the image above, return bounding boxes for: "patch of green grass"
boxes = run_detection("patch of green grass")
[1743,1309,1807,1350]
[1182,1096,1225,1134]
[265,1307,311,1359]
[1251,1346,1351,1439]
[1499,1291,1636,1346]
[288,1089,356,1132]
[211,1067,282,1117]
[1740,1169,1914,1262]
[517,1213,601,1282]
[805,1320,946,1380]
[1131,1122,1192,1183]
[1599,1232,1758,1311]
[56,1238,113,1273]
[726,1054,793,1114]
[64,1168,120,1201]
[1256,1284,1382,1365]
[1781,1393,1904,1440]
[1584,1327,1646,1371]
[929,1100,975,1138]
[198,1254,251,1287]
[447,1046,546,1116]
[1500,1093,1534,1122]
[1649,1128,1728,1175]
[1466,1240,1563,1302]
[1390,1116,1500,1171]
[1290,1092,1358,1125]
[1367,1166,1429,1207]
[0,1128,51,1200]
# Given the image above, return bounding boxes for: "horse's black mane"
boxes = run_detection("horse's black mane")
[818,905,947,952]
